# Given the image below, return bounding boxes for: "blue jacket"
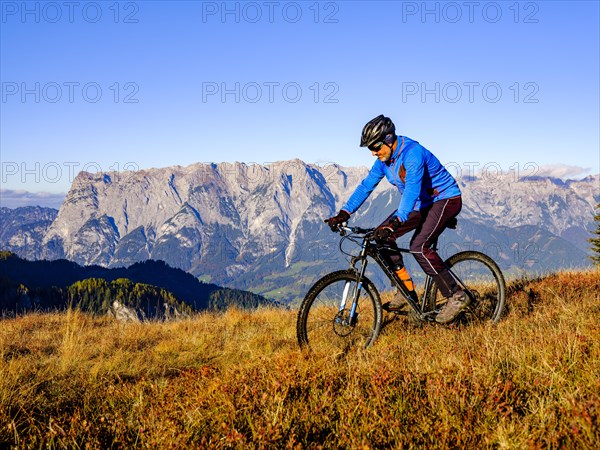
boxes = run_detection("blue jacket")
[341,136,461,222]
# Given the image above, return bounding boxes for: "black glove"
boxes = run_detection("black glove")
[325,210,350,232]
[374,216,402,241]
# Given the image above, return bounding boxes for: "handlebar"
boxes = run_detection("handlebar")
[337,223,375,237]
[324,217,375,238]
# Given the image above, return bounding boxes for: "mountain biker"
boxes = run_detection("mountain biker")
[326,114,468,324]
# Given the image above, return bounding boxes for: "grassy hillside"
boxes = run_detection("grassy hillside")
[1,270,599,448]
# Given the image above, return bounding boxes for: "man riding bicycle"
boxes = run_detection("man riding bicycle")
[326,114,468,324]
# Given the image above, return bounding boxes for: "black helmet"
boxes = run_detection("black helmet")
[360,114,396,148]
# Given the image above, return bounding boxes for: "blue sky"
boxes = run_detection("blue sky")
[1,0,599,206]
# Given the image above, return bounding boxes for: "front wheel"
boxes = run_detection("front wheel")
[297,270,383,351]
[424,251,506,323]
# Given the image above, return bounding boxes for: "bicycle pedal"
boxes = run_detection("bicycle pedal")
[383,301,404,313]
[422,311,439,321]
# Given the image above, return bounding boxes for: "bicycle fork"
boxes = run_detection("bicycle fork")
[337,242,370,327]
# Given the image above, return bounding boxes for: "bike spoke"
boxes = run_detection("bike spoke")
[300,276,379,351]
[425,252,505,324]
[452,259,503,323]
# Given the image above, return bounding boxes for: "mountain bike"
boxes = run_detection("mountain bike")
[296,222,506,350]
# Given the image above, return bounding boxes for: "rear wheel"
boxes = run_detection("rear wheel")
[424,251,506,323]
[297,270,383,351]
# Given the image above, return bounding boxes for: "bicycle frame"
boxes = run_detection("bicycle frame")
[338,226,438,322]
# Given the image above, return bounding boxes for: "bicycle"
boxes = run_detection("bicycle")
[296,221,506,350]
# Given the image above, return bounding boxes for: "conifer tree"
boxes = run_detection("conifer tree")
[590,203,600,266]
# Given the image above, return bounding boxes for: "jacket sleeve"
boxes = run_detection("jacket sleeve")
[396,148,424,221]
[341,162,385,214]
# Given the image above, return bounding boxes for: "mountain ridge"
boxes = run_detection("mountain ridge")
[1,160,598,303]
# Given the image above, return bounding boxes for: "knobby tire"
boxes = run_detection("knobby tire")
[296,270,383,350]
[424,251,506,323]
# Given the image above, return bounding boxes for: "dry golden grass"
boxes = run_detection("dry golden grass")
[1,269,599,448]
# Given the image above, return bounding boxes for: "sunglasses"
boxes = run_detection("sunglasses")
[368,141,385,152]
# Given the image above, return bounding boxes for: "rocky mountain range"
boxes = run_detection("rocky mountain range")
[0,206,57,260]
[1,161,598,304]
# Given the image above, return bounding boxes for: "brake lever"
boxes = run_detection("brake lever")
[339,222,348,236]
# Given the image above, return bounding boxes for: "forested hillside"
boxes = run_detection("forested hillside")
[0,252,275,317]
